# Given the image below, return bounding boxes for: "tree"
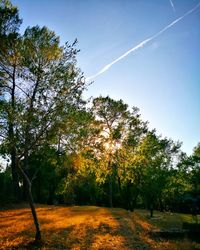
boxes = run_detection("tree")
[91,96,131,207]
[166,144,200,213]
[19,27,85,241]
[0,0,22,200]
[90,96,148,208]
[183,143,200,199]
[114,109,148,210]
[0,5,86,239]
[191,143,200,196]
[139,131,180,216]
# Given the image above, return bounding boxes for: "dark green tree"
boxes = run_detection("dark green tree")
[0,0,22,200]
[139,131,181,216]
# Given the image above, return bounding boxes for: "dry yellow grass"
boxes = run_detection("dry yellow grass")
[0,205,199,250]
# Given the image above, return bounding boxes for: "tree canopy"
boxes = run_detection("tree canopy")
[0,0,200,242]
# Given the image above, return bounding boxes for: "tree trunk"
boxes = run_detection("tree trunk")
[109,174,113,207]
[130,193,139,212]
[9,120,20,200]
[18,162,41,241]
[9,64,20,201]
[117,176,121,191]
[150,203,154,218]
[27,180,41,241]
[10,147,20,200]
[108,159,113,207]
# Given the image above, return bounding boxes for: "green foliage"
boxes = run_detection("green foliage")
[0,167,15,203]
[0,1,199,216]
[0,0,22,36]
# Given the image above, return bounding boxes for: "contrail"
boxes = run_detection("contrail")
[169,0,176,12]
[86,2,200,82]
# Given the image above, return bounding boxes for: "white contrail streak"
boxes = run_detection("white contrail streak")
[86,2,200,82]
[169,0,176,12]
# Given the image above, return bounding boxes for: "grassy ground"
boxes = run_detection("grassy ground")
[0,205,200,250]
[136,209,200,230]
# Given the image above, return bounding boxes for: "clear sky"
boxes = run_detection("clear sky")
[12,0,200,155]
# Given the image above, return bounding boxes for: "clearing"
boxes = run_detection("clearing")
[0,205,199,250]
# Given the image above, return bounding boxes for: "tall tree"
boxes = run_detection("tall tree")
[187,143,200,197]
[18,26,85,240]
[115,125,148,210]
[91,96,148,208]
[91,96,130,207]
[138,131,181,216]
[1,9,86,239]
[0,0,22,200]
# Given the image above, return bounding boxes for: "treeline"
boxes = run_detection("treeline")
[1,96,200,213]
[0,0,200,240]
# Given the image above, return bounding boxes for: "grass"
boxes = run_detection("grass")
[0,204,200,249]
[135,209,200,230]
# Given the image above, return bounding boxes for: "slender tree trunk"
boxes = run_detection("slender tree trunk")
[117,176,121,191]
[9,65,20,200]
[18,70,42,241]
[10,145,20,200]
[130,192,139,212]
[159,197,164,212]
[109,174,113,208]
[27,179,41,241]
[108,159,113,207]
[150,203,154,218]
[19,162,41,241]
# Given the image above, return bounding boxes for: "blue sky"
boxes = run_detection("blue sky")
[12,0,200,155]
